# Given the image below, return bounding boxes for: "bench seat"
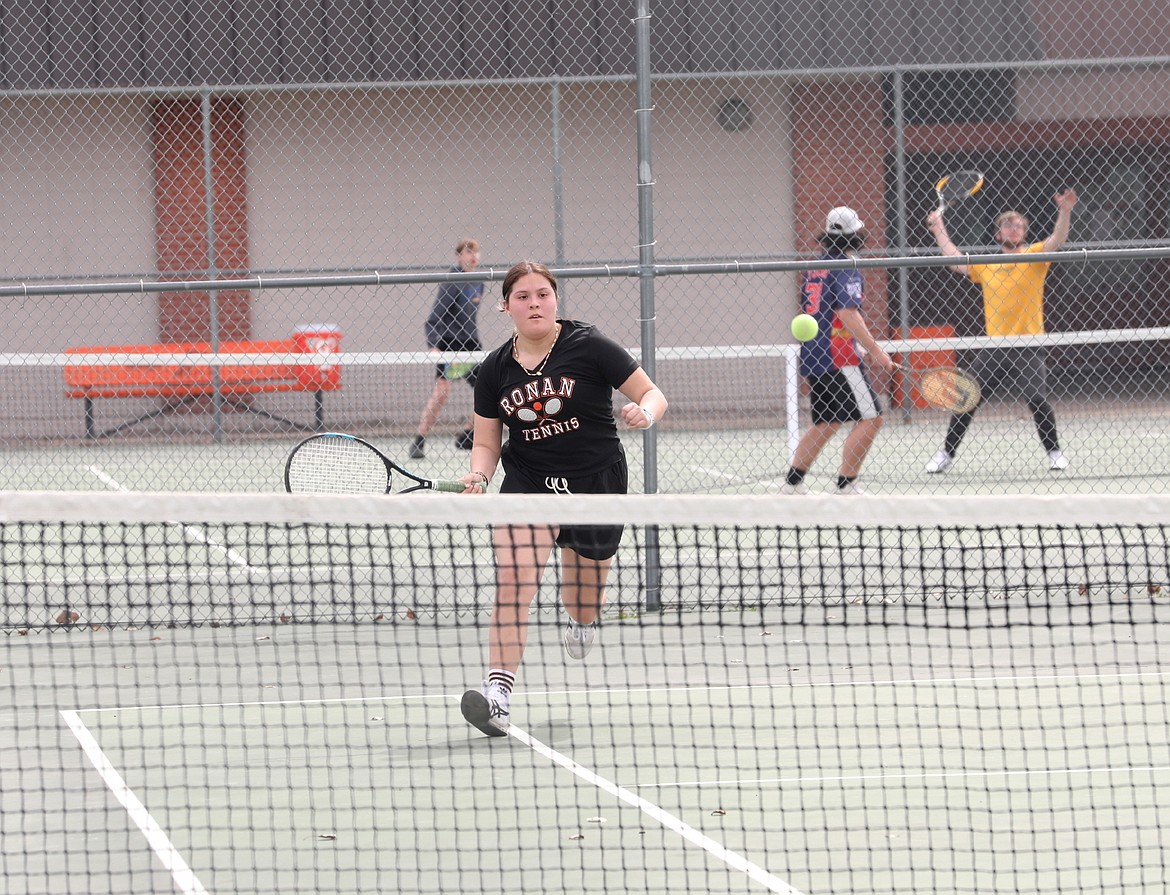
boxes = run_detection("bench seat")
[64,337,341,438]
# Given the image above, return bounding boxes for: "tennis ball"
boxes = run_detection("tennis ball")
[791,313,818,342]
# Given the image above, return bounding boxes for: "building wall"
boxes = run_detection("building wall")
[0,96,157,352]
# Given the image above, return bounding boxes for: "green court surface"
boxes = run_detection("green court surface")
[4,399,1170,496]
[7,604,1169,895]
[4,401,1170,893]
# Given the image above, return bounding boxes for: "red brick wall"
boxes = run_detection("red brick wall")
[790,77,892,339]
[152,97,251,344]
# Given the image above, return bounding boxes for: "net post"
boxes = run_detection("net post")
[633,0,662,614]
[644,524,662,612]
[785,344,801,459]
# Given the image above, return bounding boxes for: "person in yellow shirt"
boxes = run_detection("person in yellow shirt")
[923,188,1078,473]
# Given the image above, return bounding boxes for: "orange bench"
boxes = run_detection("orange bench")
[64,332,342,439]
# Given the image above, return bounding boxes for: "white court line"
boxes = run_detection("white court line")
[87,465,257,570]
[692,465,744,482]
[60,710,208,895]
[75,667,1170,713]
[65,692,803,894]
[631,763,1170,790]
[506,722,807,895]
[60,671,1167,895]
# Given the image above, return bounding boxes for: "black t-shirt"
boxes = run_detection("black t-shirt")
[474,319,640,477]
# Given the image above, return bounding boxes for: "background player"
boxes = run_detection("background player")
[409,237,484,459]
[924,189,1078,473]
[782,207,895,495]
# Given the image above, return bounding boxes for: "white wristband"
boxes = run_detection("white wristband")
[640,407,655,428]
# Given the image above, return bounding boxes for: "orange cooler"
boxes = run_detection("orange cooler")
[894,325,956,409]
[292,325,342,389]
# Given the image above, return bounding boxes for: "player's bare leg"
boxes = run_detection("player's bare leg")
[560,549,611,659]
[790,422,841,472]
[782,422,841,493]
[410,378,452,458]
[462,523,555,736]
[416,378,451,438]
[839,416,884,478]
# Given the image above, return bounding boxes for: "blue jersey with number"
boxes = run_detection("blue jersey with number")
[798,254,865,377]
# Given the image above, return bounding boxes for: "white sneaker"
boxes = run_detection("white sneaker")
[779,481,810,495]
[460,680,511,737]
[925,450,953,474]
[564,619,598,660]
[1048,450,1069,471]
[835,481,865,495]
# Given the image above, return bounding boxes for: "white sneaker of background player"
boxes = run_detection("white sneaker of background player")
[925,450,953,474]
[1048,450,1069,471]
[483,681,511,732]
[834,481,865,495]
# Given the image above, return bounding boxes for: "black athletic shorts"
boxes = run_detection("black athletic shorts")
[498,453,628,561]
[964,345,1049,404]
[807,366,882,425]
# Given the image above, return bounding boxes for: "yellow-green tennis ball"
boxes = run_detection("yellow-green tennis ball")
[791,314,818,342]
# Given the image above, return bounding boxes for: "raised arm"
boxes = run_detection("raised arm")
[926,209,969,276]
[1042,188,1078,252]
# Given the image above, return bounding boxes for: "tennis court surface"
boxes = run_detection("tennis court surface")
[4,492,1169,894]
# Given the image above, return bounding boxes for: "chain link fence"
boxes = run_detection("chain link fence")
[2,3,1169,495]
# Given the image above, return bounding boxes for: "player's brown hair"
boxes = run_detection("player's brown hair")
[500,260,558,307]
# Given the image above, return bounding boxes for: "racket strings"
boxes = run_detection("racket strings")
[937,170,985,206]
[287,439,391,493]
[920,369,980,413]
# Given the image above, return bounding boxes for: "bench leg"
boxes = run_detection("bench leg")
[80,392,329,439]
[241,392,325,433]
[95,404,176,439]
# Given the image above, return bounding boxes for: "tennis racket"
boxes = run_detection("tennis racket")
[905,367,981,414]
[442,361,477,380]
[284,432,466,494]
[935,170,985,213]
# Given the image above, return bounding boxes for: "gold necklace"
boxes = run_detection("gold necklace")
[512,323,561,376]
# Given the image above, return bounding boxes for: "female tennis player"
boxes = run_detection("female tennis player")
[456,260,668,737]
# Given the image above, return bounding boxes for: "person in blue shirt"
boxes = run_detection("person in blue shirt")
[782,207,894,495]
[409,238,484,458]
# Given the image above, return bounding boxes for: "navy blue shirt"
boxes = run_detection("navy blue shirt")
[424,265,484,349]
[798,253,865,377]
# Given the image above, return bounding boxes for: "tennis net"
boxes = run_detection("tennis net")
[4,491,1169,894]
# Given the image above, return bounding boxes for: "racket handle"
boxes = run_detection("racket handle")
[432,479,468,493]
